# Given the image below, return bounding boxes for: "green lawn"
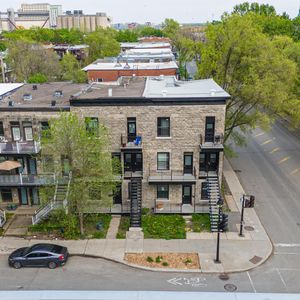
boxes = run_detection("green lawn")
[191,214,211,232]
[142,214,186,239]
[29,210,111,239]
[116,216,130,239]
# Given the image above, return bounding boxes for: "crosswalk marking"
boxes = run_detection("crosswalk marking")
[261,139,272,145]
[290,168,300,175]
[255,132,264,137]
[270,147,280,154]
[278,156,290,164]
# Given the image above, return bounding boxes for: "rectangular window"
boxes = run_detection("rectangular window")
[11,122,21,141]
[127,117,136,142]
[40,121,50,138]
[157,117,170,137]
[201,182,209,200]
[0,121,4,136]
[85,117,99,134]
[1,188,13,202]
[23,122,33,141]
[157,184,169,199]
[157,152,170,170]
[128,182,131,199]
[111,152,121,175]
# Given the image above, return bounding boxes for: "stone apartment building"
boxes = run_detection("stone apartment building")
[0,76,229,215]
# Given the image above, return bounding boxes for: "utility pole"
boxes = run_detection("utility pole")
[215,198,223,263]
[239,194,245,236]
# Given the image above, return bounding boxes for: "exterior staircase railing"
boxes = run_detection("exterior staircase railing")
[31,172,72,225]
[130,177,142,227]
[0,208,6,228]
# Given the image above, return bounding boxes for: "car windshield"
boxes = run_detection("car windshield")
[22,247,31,256]
[52,245,63,254]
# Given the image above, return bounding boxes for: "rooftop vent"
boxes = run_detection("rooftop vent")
[23,93,32,101]
[8,100,14,107]
[161,90,167,97]
[54,90,63,97]
[108,88,112,97]
[210,89,216,96]
[32,85,37,90]
[51,100,56,107]
[159,74,164,80]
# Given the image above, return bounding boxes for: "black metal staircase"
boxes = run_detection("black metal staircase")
[130,177,142,227]
[205,176,224,232]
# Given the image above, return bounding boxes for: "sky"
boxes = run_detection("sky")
[0,0,299,24]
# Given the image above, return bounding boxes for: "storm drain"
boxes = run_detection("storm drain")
[219,273,230,281]
[224,283,237,292]
[244,226,255,231]
[249,255,262,264]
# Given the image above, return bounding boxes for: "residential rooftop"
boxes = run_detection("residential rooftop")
[120,42,171,49]
[0,82,86,110]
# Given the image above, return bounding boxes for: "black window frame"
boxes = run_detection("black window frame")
[85,117,99,135]
[0,121,4,136]
[1,188,13,202]
[157,152,170,170]
[157,117,170,137]
[157,184,169,199]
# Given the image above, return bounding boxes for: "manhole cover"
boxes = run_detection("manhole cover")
[224,283,237,292]
[219,273,229,281]
[249,255,262,264]
[244,226,255,231]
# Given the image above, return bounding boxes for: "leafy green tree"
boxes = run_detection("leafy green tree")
[162,18,180,39]
[7,40,60,82]
[28,73,48,83]
[139,27,164,37]
[85,28,120,62]
[60,53,87,83]
[41,113,118,235]
[197,14,298,144]
[116,29,138,42]
[233,2,276,16]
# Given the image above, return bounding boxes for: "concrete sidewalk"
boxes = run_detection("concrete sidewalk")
[0,159,272,273]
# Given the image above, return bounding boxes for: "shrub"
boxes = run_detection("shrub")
[27,73,48,83]
[155,256,163,263]
[184,258,192,265]
[162,262,169,267]
[146,256,154,263]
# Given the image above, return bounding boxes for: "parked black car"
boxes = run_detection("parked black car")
[8,243,69,269]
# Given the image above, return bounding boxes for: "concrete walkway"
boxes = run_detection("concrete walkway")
[106,215,121,239]
[0,159,272,273]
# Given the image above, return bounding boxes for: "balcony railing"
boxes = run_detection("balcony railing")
[0,173,56,186]
[120,134,142,150]
[199,133,224,150]
[153,202,209,214]
[148,167,197,183]
[0,141,41,154]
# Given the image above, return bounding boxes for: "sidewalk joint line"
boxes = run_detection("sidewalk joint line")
[247,271,256,293]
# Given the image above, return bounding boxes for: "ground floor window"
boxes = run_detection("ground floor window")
[201,182,209,200]
[157,184,169,199]
[1,188,13,202]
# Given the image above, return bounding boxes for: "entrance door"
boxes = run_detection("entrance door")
[113,184,122,204]
[200,152,219,173]
[28,158,37,175]
[127,118,136,142]
[205,117,215,143]
[182,185,192,204]
[19,188,28,205]
[29,187,40,205]
[183,153,193,174]
[124,153,142,173]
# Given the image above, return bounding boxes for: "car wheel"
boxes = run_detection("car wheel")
[13,261,22,269]
[48,261,57,269]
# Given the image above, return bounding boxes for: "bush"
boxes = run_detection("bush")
[155,256,163,263]
[146,256,154,263]
[184,258,192,265]
[162,262,169,267]
[27,73,48,83]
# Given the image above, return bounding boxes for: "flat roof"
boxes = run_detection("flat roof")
[0,83,24,98]
[0,82,86,110]
[82,61,178,71]
[143,76,230,98]
[120,42,171,49]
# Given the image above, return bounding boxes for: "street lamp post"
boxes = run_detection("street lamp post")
[239,194,245,237]
[215,198,223,264]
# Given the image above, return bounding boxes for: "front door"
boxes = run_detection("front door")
[29,187,40,205]
[200,152,219,173]
[18,188,28,205]
[182,185,192,204]
[184,153,193,174]
[28,158,37,175]
[127,118,136,142]
[124,152,142,173]
[113,184,122,204]
[205,117,215,143]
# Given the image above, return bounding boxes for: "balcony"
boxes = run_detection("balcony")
[199,133,224,151]
[148,168,197,184]
[0,141,41,154]
[120,134,142,151]
[0,173,57,186]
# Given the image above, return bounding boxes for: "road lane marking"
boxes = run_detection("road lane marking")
[274,252,300,255]
[247,271,256,293]
[261,139,273,145]
[255,132,264,137]
[270,147,280,154]
[276,268,287,289]
[274,243,300,247]
[278,156,290,164]
[167,277,207,287]
[290,168,300,175]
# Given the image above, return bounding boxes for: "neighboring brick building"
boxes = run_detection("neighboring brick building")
[83,61,178,82]
[0,76,229,216]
